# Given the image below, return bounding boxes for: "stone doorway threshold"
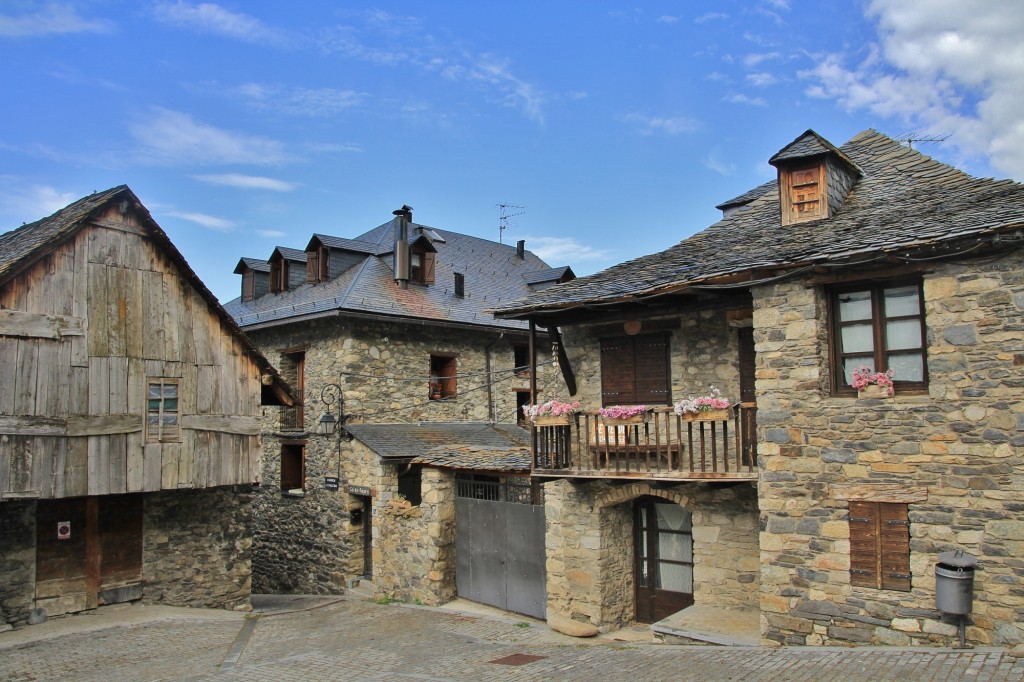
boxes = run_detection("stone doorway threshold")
[651,605,760,646]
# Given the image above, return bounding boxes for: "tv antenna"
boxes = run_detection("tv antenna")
[895,132,949,150]
[497,203,524,244]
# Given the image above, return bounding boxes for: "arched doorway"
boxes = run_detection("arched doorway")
[634,496,694,623]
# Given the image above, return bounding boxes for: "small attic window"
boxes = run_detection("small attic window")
[306,244,329,283]
[780,162,824,225]
[409,245,436,285]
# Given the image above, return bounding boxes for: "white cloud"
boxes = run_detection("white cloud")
[695,13,729,23]
[153,1,288,46]
[747,72,779,87]
[620,113,700,136]
[166,210,235,232]
[801,0,1024,179]
[257,229,287,238]
[524,236,608,265]
[304,141,364,154]
[703,151,735,176]
[723,93,768,107]
[743,52,783,67]
[0,4,114,37]
[129,107,292,166]
[193,174,297,191]
[469,57,546,125]
[230,82,366,117]
[0,183,78,223]
[657,16,681,25]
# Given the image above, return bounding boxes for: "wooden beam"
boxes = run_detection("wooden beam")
[182,414,260,436]
[67,414,142,437]
[0,309,84,339]
[0,415,67,436]
[86,217,149,239]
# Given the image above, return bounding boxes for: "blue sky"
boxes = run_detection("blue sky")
[3,1,1023,303]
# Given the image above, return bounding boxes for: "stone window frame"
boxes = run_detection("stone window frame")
[145,377,181,443]
[828,279,928,396]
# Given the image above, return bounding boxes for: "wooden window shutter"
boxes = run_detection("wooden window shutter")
[600,338,636,406]
[879,503,911,591]
[242,270,255,302]
[423,252,436,285]
[319,246,329,280]
[306,251,319,283]
[849,501,910,592]
[269,260,282,292]
[633,335,670,404]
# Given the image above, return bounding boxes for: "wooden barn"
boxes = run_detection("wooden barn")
[0,186,293,627]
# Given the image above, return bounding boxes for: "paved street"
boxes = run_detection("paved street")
[2,595,1022,681]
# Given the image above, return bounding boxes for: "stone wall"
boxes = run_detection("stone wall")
[374,467,457,605]
[545,480,759,631]
[755,250,1024,647]
[143,486,253,611]
[246,313,559,595]
[0,501,35,627]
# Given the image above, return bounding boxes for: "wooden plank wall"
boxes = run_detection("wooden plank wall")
[0,204,263,499]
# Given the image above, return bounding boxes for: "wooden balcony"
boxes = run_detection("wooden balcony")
[531,405,758,482]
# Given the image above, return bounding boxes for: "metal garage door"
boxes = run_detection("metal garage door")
[455,479,546,619]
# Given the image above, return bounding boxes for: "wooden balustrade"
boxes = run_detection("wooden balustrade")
[530,405,758,481]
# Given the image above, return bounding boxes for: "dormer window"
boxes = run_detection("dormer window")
[770,130,863,228]
[781,162,824,224]
[409,244,436,285]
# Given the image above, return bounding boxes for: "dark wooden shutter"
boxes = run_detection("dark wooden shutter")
[634,335,670,404]
[242,270,255,302]
[849,501,910,592]
[423,252,436,285]
[879,503,911,591]
[319,247,330,280]
[849,501,879,588]
[601,338,635,405]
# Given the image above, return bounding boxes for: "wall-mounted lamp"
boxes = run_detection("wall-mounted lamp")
[319,383,350,439]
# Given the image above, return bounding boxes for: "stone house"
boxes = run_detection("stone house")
[493,129,1024,647]
[223,206,568,611]
[0,186,294,627]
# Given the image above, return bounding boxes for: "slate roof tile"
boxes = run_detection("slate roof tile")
[344,423,531,467]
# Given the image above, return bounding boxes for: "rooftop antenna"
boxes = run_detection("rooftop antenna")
[497,203,524,244]
[895,132,949,150]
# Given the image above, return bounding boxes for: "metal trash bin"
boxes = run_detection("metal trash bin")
[935,549,977,615]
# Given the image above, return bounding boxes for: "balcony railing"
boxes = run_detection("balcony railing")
[531,404,758,481]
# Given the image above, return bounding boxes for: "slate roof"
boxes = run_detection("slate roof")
[234,257,269,274]
[225,216,565,331]
[0,185,296,406]
[523,266,575,286]
[272,246,307,263]
[344,423,531,468]
[307,233,389,255]
[493,129,1024,318]
[413,446,531,472]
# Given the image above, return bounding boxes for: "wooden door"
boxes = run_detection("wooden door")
[634,497,694,623]
[35,495,143,615]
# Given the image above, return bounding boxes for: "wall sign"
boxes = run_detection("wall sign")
[324,476,340,491]
[348,485,372,496]
[57,521,71,540]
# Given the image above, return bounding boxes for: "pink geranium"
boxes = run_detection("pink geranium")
[598,404,650,420]
[674,386,731,415]
[523,398,582,422]
[851,367,895,391]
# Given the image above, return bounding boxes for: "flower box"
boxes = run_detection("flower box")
[602,413,650,426]
[858,384,893,399]
[681,408,731,422]
[533,414,573,426]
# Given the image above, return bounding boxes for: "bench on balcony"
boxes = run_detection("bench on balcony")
[531,405,757,482]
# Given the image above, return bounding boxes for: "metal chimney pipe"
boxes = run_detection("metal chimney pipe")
[516,239,525,259]
[393,205,413,289]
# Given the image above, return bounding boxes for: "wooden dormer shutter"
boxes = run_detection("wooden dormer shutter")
[423,252,436,285]
[849,501,911,592]
[242,270,255,302]
[319,246,329,280]
[781,162,824,225]
[306,250,319,283]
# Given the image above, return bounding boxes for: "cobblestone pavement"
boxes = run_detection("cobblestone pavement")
[2,596,1023,681]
